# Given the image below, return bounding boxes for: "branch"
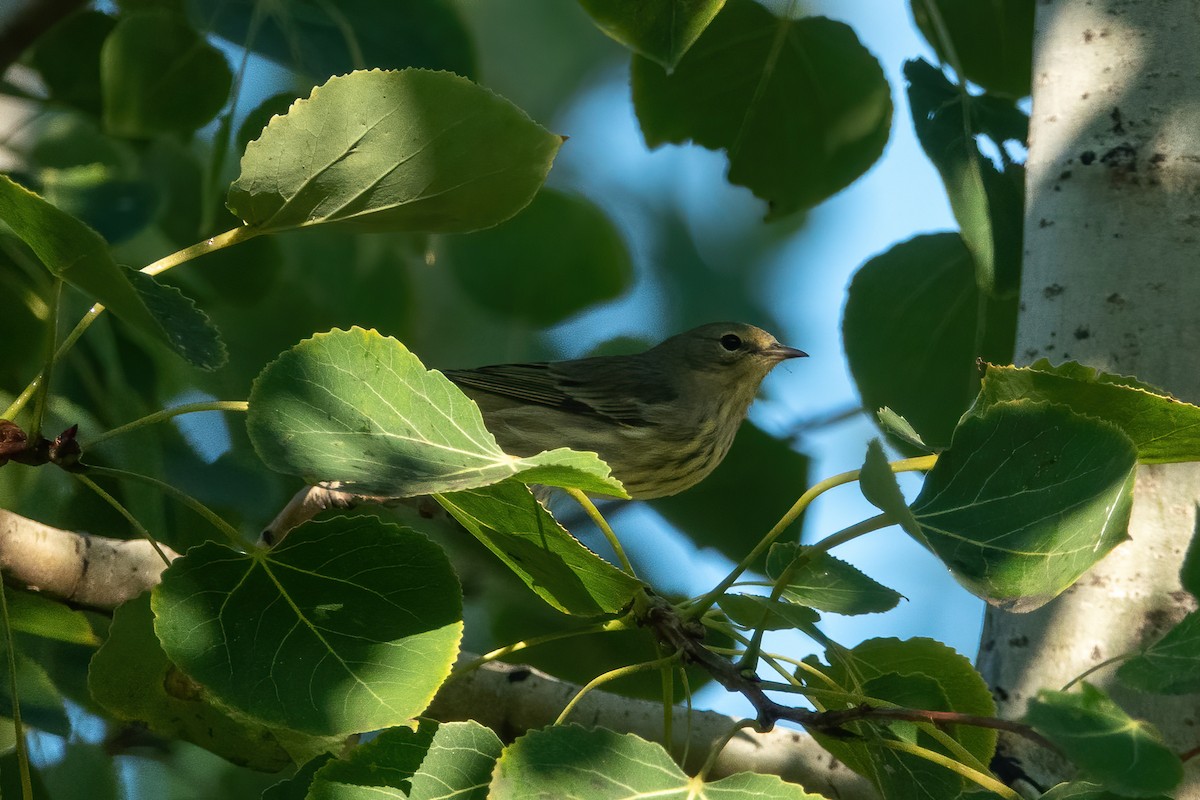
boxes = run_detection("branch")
[426,655,877,797]
[0,508,178,610]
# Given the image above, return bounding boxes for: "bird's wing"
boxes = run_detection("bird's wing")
[444,361,673,427]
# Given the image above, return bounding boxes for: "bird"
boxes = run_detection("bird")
[442,322,806,499]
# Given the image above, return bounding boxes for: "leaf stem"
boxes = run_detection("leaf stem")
[1060,653,1133,692]
[0,584,32,800]
[72,474,173,567]
[554,653,679,725]
[84,466,244,548]
[565,488,635,577]
[142,226,255,277]
[686,467,865,620]
[86,401,249,448]
[450,618,622,678]
[882,739,1021,800]
[27,279,62,441]
[3,226,255,421]
[694,719,759,784]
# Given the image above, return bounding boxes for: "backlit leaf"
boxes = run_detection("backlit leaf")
[246,327,627,497]
[1025,684,1182,796]
[632,0,891,218]
[577,0,725,69]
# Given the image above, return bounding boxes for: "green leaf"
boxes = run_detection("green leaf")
[7,589,99,646]
[719,593,819,631]
[577,0,725,70]
[152,516,463,737]
[246,327,627,497]
[906,59,1025,297]
[1041,782,1173,800]
[101,9,233,137]
[632,0,891,219]
[1182,510,1200,599]
[801,637,995,800]
[227,69,561,234]
[975,361,1200,463]
[0,644,70,737]
[911,403,1135,610]
[443,189,632,325]
[262,754,334,800]
[490,725,826,799]
[843,233,1017,450]
[1117,610,1200,695]
[88,593,294,771]
[125,269,227,370]
[1025,684,1183,796]
[310,719,502,800]
[858,438,923,540]
[651,423,809,566]
[876,408,932,453]
[766,543,903,616]
[437,480,642,616]
[192,0,476,81]
[0,175,225,369]
[910,0,1034,97]
[28,9,115,116]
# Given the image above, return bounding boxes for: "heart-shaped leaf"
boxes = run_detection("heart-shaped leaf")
[910,402,1136,610]
[153,515,463,736]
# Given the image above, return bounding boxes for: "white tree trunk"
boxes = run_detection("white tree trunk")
[978,0,1200,792]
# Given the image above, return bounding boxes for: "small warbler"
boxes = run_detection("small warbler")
[444,322,806,499]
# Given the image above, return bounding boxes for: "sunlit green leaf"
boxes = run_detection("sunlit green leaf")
[437,480,642,615]
[633,0,891,218]
[975,361,1200,463]
[247,327,627,497]
[1025,684,1182,796]
[152,516,463,737]
[766,543,903,616]
[89,593,295,771]
[911,402,1135,610]
[101,9,233,136]
[910,0,1034,97]
[490,725,825,799]
[7,588,99,646]
[844,233,1017,450]
[310,719,502,800]
[227,69,561,234]
[577,0,725,69]
[876,408,932,453]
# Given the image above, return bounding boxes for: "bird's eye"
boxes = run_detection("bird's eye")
[720,333,743,351]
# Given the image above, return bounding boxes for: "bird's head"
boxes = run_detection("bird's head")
[653,322,807,395]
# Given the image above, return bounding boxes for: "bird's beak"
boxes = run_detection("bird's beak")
[764,342,808,361]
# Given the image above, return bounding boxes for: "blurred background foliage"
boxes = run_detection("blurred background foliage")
[0,0,1031,793]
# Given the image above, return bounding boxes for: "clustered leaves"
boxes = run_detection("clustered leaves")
[0,1,1195,799]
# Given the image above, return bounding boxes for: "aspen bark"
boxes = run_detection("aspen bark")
[978,0,1200,792]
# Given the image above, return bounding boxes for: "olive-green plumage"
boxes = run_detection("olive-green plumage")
[444,322,806,498]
